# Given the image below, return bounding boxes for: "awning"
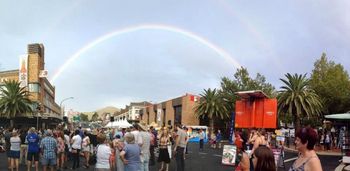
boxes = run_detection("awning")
[324,113,350,120]
[235,90,268,99]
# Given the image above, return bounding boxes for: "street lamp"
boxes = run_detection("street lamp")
[60,97,74,117]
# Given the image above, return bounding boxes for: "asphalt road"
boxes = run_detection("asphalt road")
[0,143,341,171]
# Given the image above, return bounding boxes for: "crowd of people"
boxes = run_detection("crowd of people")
[0,122,192,171]
[233,127,323,171]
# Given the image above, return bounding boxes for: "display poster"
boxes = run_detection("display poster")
[19,54,28,87]
[222,145,236,166]
[157,108,162,122]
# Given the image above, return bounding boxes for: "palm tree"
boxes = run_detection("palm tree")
[278,73,323,130]
[0,80,34,126]
[195,88,228,135]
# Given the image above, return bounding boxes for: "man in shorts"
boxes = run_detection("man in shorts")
[40,129,57,171]
[26,127,40,171]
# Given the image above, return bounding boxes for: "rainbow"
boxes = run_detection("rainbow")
[50,24,242,83]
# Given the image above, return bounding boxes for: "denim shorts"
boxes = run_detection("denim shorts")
[10,150,20,158]
[41,158,57,166]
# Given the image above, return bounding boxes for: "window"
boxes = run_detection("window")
[174,105,182,125]
[28,83,40,93]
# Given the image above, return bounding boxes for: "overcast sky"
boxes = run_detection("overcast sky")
[1,1,350,112]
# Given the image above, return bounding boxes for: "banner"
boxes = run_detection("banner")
[229,112,235,144]
[19,54,28,87]
[157,108,162,124]
[222,145,236,166]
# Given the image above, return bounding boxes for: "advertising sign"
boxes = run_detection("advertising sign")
[19,55,28,87]
[39,70,48,78]
[221,145,236,166]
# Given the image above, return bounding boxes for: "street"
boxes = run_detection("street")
[0,142,341,171]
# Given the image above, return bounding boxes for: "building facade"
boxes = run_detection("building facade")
[0,44,61,128]
[140,94,200,127]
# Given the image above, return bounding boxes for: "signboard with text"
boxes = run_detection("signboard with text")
[19,55,28,87]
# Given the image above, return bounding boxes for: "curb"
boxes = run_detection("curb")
[283,146,342,156]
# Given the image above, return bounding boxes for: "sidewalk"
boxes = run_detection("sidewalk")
[283,144,342,156]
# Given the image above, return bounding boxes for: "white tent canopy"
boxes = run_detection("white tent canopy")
[104,120,132,128]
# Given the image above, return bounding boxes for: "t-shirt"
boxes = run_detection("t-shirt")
[10,136,21,151]
[71,135,82,149]
[123,144,141,165]
[27,133,40,153]
[177,129,187,148]
[140,131,151,156]
[131,130,143,145]
[95,144,111,169]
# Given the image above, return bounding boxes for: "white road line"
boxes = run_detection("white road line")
[284,157,298,163]
[198,152,208,155]
[213,154,222,157]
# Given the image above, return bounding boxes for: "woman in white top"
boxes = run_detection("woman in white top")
[95,134,112,171]
[82,131,91,168]
[10,130,21,171]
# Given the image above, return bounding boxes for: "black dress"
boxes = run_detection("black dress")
[158,137,171,163]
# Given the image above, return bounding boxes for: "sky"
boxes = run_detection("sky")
[1,1,350,112]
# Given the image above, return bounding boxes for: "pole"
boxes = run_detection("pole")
[60,97,74,116]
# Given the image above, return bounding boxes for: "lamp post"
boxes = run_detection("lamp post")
[60,97,74,117]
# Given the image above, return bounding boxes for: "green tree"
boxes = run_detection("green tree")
[91,112,99,121]
[80,113,89,122]
[0,80,34,126]
[278,73,323,130]
[220,67,277,113]
[195,88,228,135]
[310,53,350,114]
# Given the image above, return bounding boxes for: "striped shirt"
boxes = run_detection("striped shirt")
[40,136,57,159]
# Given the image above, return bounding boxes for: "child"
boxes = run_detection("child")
[109,141,116,170]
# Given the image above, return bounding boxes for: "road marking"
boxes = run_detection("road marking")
[213,154,222,157]
[198,152,208,155]
[284,157,298,163]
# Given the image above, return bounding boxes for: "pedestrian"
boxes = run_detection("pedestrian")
[251,146,276,171]
[174,123,187,171]
[158,127,171,171]
[149,126,156,166]
[82,131,91,168]
[288,127,322,171]
[95,133,112,171]
[19,128,28,165]
[120,133,141,171]
[235,131,249,171]
[10,129,21,171]
[216,130,222,149]
[250,129,268,155]
[5,127,13,170]
[324,131,331,151]
[199,129,205,150]
[40,129,57,171]
[26,127,40,171]
[70,129,82,169]
[55,131,65,171]
[138,123,151,171]
[113,135,125,171]
[63,129,71,169]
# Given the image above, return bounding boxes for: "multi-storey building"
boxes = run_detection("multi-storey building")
[0,44,61,128]
[115,102,149,122]
[140,93,200,127]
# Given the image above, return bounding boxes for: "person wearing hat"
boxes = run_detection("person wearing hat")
[40,129,57,171]
[138,123,151,171]
[26,127,40,171]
